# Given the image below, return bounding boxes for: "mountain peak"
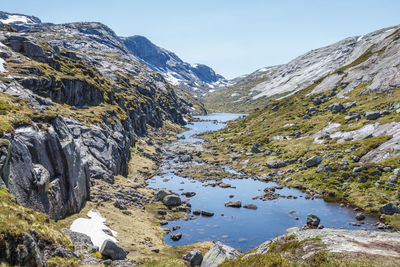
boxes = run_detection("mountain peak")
[121,35,226,94]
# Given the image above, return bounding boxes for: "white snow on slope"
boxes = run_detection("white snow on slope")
[0,15,30,24]
[70,210,117,248]
[0,58,6,73]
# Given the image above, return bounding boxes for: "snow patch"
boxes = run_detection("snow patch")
[0,58,6,73]
[0,15,30,24]
[70,210,117,248]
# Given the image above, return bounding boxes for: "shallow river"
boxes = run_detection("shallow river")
[148,113,378,252]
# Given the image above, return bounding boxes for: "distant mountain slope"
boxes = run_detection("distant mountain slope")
[121,35,226,95]
[0,11,44,30]
[206,25,400,112]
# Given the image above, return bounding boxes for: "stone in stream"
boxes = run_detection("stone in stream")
[183,250,203,267]
[201,241,241,267]
[160,220,168,225]
[100,239,129,260]
[182,192,196,197]
[163,195,182,207]
[225,201,242,208]
[171,233,183,241]
[201,211,214,217]
[355,213,366,221]
[219,183,231,188]
[306,214,320,227]
[193,209,201,215]
[243,204,258,210]
[155,189,173,201]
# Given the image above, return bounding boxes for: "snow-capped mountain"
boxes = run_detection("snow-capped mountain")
[121,35,226,95]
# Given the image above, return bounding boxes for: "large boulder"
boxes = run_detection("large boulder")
[201,242,241,267]
[163,195,182,207]
[266,160,286,169]
[306,214,320,227]
[328,103,345,114]
[365,111,381,120]
[380,203,400,215]
[100,239,128,260]
[155,188,173,201]
[304,156,322,168]
[183,250,203,266]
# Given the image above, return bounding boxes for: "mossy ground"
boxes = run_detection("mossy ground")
[0,187,77,266]
[202,75,400,225]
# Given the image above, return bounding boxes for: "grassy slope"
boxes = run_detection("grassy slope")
[0,187,77,266]
[202,76,400,225]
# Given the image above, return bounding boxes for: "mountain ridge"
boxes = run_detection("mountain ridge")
[205,24,400,112]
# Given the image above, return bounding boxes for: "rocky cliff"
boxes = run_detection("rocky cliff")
[0,16,204,220]
[122,35,226,96]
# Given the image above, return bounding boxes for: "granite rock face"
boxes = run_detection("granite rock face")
[0,13,204,220]
[201,242,241,267]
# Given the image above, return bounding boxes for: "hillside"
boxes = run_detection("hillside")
[0,11,208,266]
[122,35,226,96]
[205,25,400,112]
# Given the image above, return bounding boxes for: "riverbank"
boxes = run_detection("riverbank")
[60,121,213,266]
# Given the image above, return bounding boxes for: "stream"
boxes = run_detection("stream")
[148,113,378,252]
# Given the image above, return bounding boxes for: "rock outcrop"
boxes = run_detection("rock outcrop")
[201,241,241,267]
[0,13,204,221]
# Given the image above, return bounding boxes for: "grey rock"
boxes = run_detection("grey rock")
[243,204,258,210]
[180,154,193,162]
[155,189,173,201]
[355,213,365,221]
[251,143,261,153]
[100,239,128,260]
[304,156,322,168]
[380,203,400,215]
[266,160,286,169]
[163,195,182,207]
[345,113,361,122]
[201,242,241,267]
[201,210,214,217]
[328,103,345,113]
[183,250,203,267]
[365,111,381,120]
[306,214,320,227]
[224,200,241,208]
[63,228,93,248]
[170,233,182,241]
[353,166,366,172]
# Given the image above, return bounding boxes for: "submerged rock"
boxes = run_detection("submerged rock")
[225,201,242,208]
[243,204,258,210]
[306,214,320,227]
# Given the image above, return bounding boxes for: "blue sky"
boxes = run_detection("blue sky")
[1,1,399,79]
